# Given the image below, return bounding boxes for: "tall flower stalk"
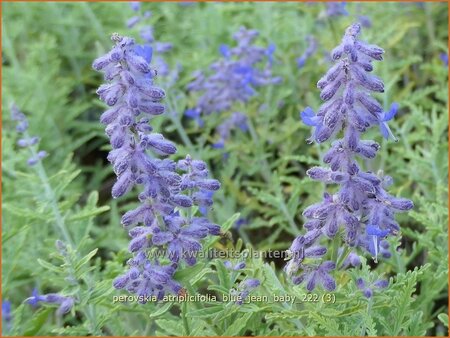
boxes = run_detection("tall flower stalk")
[9,104,94,328]
[285,23,413,291]
[93,34,221,301]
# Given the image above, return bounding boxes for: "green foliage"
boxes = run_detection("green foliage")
[2,1,448,336]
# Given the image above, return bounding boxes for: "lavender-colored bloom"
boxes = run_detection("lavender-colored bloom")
[184,108,204,127]
[234,217,248,229]
[341,251,362,268]
[234,278,260,305]
[356,277,389,298]
[140,26,154,43]
[2,300,12,329]
[10,104,47,166]
[379,239,391,258]
[27,150,47,166]
[358,15,372,28]
[440,53,448,66]
[127,16,141,29]
[286,24,413,291]
[130,1,141,12]
[186,26,281,118]
[10,103,28,133]
[94,34,221,300]
[26,290,74,316]
[224,261,246,271]
[126,5,174,81]
[292,261,336,291]
[379,103,399,141]
[325,2,348,17]
[297,36,318,69]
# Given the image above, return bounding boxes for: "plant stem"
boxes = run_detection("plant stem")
[360,299,373,336]
[27,140,74,247]
[26,143,99,334]
[181,301,190,336]
[330,232,341,264]
[336,245,351,269]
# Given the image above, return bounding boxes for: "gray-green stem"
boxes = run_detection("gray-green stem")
[24,141,99,334]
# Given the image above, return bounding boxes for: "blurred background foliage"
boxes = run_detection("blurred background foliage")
[2,1,448,336]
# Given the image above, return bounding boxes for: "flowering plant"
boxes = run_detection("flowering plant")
[93,34,221,300]
[286,23,413,292]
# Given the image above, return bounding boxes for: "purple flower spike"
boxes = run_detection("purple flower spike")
[94,34,221,301]
[286,23,413,292]
[379,102,399,141]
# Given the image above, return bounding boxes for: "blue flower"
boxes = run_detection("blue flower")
[185,108,204,127]
[126,6,173,79]
[366,224,390,261]
[2,300,12,323]
[356,277,389,298]
[293,261,336,291]
[130,1,141,11]
[440,53,448,66]
[27,288,43,307]
[234,278,260,305]
[265,43,276,66]
[224,261,246,271]
[325,2,348,17]
[134,44,153,63]
[234,217,248,229]
[219,44,231,59]
[10,104,47,166]
[358,15,372,28]
[379,103,399,140]
[198,190,215,215]
[25,289,74,316]
[297,36,317,69]
[300,107,319,127]
[186,26,281,117]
